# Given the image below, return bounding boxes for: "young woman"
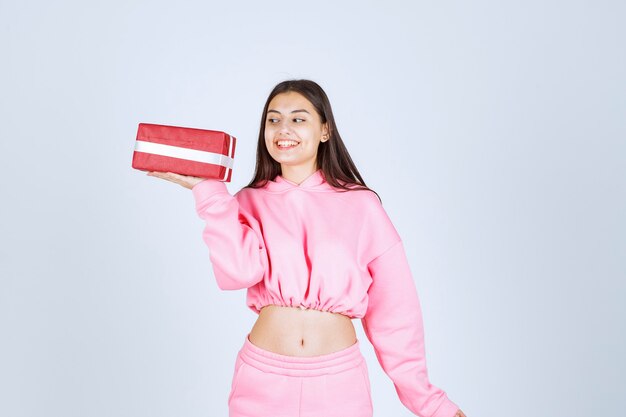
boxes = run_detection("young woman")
[147,79,466,417]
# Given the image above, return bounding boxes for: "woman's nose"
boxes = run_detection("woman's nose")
[278,120,292,133]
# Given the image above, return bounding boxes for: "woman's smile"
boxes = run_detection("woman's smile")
[276,139,300,150]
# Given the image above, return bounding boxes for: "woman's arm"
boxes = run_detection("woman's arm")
[362,238,460,417]
[147,172,267,290]
[191,179,267,290]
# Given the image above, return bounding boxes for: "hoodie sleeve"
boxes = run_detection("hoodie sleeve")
[361,195,459,417]
[191,179,267,291]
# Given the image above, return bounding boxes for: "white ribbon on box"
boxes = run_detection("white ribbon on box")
[134,136,235,181]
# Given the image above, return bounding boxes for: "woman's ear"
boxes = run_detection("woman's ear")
[321,123,330,141]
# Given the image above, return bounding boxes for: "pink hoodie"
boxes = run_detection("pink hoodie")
[191,168,459,417]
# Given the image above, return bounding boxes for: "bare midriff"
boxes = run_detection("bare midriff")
[248,304,357,357]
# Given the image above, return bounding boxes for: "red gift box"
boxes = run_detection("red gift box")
[132,123,236,182]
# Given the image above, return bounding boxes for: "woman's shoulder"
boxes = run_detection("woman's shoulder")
[343,187,401,262]
[232,186,261,209]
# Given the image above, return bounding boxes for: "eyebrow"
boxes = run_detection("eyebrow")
[267,109,311,115]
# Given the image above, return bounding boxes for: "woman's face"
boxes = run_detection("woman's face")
[264,91,329,171]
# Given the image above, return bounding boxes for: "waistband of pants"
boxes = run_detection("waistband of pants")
[238,333,364,377]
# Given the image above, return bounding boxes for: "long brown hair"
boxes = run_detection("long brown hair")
[243,79,382,203]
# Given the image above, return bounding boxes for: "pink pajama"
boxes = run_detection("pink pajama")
[228,333,373,417]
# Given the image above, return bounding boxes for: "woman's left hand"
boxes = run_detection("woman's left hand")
[146,171,206,190]
[455,409,467,417]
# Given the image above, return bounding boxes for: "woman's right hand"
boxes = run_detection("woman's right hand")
[146,171,207,190]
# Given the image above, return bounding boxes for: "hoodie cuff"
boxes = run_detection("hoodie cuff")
[191,179,229,203]
[431,397,460,417]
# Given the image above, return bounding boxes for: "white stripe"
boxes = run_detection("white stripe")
[222,134,234,181]
[134,140,234,169]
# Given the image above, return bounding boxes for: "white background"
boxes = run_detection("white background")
[1,1,624,416]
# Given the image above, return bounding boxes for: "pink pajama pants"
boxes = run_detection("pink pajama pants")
[228,333,373,417]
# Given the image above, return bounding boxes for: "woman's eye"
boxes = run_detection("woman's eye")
[267,117,304,123]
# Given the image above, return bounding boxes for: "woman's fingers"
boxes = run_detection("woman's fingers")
[146,171,206,190]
